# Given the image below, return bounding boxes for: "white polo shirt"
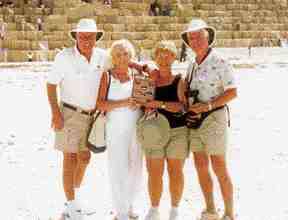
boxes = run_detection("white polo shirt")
[47,46,107,110]
[187,49,236,103]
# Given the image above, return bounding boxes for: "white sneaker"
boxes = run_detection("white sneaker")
[200,210,219,220]
[63,200,83,220]
[144,208,160,220]
[168,208,179,220]
[128,206,139,219]
[74,189,96,216]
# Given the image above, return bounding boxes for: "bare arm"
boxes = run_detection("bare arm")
[210,88,237,109]
[47,83,63,130]
[189,88,237,114]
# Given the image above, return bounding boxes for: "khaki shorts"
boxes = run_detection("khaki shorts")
[54,104,93,153]
[144,126,189,159]
[189,108,228,155]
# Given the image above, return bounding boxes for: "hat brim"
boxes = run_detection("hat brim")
[181,27,216,48]
[70,31,104,42]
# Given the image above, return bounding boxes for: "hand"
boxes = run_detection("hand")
[51,110,64,131]
[188,103,209,114]
[143,100,160,109]
[127,97,139,110]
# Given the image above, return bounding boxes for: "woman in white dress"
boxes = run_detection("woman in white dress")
[97,39,143,220]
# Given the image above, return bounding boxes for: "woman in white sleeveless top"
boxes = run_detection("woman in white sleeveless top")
[97,39,143,220]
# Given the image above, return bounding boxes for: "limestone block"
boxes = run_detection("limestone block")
[25,31,43,41]
[197,10,209,18]
[140,40,154,49]
[53,8,66,15]
[217,31,233,39]
[144,32,162,41]
[45,15,67,25]
[5,31,18,40]
[118,9,134,16]
[4,15,14,23]
[31,41,41,50]
[14,8,24,15]
[113,24,126,32]
[135,24,159,32]
[95,8,119,16]
[4,40,31,50]
[140,16,155,24]
[97,16,119,24]
[125,24,137,32]
[67,5,94,23]
[200,3,216,10]
[48,41,65,50]
[154,17,178,24]
[159,24,176,31]
[7,23,17,31]
[54,0,66,8]
[7,50,26,62]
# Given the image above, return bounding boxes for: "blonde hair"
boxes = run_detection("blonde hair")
[153,40,177,58]
[106,39,136,69]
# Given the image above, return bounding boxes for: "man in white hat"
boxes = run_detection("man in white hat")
[181,19,237,220]
[46,18,107,220]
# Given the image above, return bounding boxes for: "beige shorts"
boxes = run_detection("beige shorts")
[144,126,189,159]
[54,104,93,153]
[189,108,228,155]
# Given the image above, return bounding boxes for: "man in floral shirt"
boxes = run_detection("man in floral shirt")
[181,19,237,220]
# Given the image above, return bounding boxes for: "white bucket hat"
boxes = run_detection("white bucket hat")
[70,18,104,42]
[180,18,216,48]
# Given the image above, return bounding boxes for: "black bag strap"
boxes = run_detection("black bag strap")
[185,62,198,101]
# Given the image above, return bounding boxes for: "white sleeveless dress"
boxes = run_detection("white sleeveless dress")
[105,71,143,219]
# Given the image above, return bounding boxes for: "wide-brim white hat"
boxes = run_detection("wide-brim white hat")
[70,18,104,42]
[180,18,216,48]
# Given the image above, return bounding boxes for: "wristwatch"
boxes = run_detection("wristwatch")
[208,102,213,111]
[160,101,166,109]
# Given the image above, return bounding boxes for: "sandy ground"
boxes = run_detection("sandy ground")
[0,48,288,220]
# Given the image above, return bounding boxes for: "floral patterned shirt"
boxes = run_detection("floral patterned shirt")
[187,49,236,103]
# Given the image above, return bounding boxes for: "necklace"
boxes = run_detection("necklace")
[157,73,174,87]
[112,68,131,83]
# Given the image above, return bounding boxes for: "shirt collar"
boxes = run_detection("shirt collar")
[73,46,96,63]
[197,48,214,68]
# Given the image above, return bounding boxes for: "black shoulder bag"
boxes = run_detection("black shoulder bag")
[87,71,112,153]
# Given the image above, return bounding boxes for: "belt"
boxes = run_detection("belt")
[63,102,94,116]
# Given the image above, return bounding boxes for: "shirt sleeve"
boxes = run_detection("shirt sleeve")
[46,52,65,85]
[219,60,236,91]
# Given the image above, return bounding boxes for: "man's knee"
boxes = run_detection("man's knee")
[63,153,77,175]
[77,151,91,165]
[193,153,209,172]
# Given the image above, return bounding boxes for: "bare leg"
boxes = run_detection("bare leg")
[211,155,234,220]
[63,153,77,200]
[74,150,91,188]
[193,152,216,213]
[146,158,165,207]
[167,159,185,207]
